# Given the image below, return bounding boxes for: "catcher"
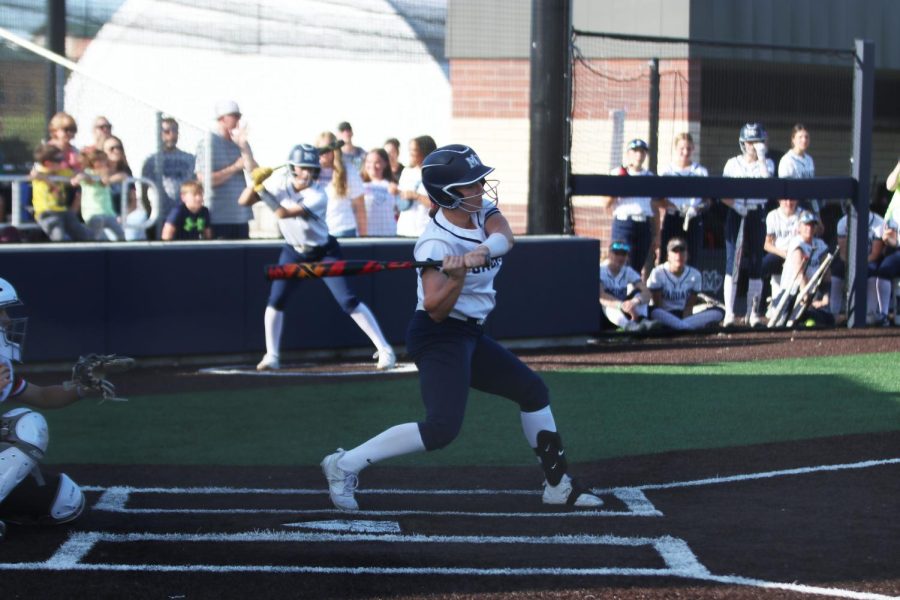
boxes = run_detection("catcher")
[0,276,133,541]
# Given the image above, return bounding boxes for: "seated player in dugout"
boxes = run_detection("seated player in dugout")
[646,237,725,331]
[766,211,835,327]
[598,240,659,332]
[0,278,126,541]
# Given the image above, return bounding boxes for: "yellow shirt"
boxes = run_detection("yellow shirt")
[31,165,74,216]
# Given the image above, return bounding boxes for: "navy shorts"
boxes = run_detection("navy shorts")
[405,311,549,451]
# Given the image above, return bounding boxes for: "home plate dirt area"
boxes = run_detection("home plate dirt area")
[1,327,897,599]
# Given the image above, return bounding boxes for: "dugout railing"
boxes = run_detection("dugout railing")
[567,33,875,328]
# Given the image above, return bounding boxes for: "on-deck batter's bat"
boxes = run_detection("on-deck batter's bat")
[768,254,809,328]
[266,259,439,281]
[786,252,834,327]
[732,210,745,291]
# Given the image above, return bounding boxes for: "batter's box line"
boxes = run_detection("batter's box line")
[84,486,660,519]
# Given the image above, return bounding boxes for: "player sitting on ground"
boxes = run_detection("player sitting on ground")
[646,238,725,331]
[766,211,835,327]
[0,277,126,542]
[832,207,887,325]
[598,240,658,332]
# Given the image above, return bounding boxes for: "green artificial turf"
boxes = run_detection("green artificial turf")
[42,352,900,466]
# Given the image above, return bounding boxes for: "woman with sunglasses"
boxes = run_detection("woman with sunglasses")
[46,112,81,173]
[647,237,725,331]
[321,144,602,511]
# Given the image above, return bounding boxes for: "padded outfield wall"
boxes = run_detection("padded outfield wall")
[0,236,598,362]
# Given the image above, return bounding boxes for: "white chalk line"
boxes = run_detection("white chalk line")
[198,363,418,377]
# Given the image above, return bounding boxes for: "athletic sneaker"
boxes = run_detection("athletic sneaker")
[321,449,359,511]
[748,312,766,328]
[542,474,603,508]
[638,319,662,332]
[722,313,736,327]
[256,355,280,371]
[375,348,396,370]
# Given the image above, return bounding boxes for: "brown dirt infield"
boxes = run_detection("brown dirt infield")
[1,327,898,599]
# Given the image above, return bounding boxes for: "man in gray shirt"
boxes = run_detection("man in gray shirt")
[141,117,195,238]
[194,100,258,239]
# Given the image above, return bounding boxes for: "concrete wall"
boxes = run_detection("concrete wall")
[0,237,599,363]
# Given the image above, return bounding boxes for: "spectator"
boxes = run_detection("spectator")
[336,121,366,173]
[361,148,397,236]
[762,198,805,314]
[768,211,834,327]
[72,148,125,241]
[659,132,709,265]
[102,135,144,240]
[45,112,81,172]
[383,137,404,184]
[85,116,113,153]
[721,122,774,327]
[832,207,888,324]
[161,180,212,241]
[396,135,437,238]
[317,131,366,237]
[600,138,660,278]
[647,237,725,331]
[598,240,655,332]
[876,208,899,323]
[29,144,90,241]
[778,124,818,216]
[141,117,196,238]
[194,100,258,239]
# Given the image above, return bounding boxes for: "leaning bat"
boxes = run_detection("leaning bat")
[266,259,438,281]
[732,211,745,290]
[786,252,834,327]
[768,254,809,328]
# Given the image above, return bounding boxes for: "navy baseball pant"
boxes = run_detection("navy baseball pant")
[267,238,360,313]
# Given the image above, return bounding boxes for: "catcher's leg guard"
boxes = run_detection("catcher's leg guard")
[534,430,568,486]
[0,408,48,505]
[0,471,85,525]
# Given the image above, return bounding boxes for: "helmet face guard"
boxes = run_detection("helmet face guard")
[421,144,497,210]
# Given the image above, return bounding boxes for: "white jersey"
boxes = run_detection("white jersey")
[782,236,829,283]
[319,166,364,235]
[723,155,775,210]
[836,213,884,256]
[414,200,503,321]
[396,166,430,237]
[1,356,27,405]
[647,264,702,312]
[599,262,642,301]
[660,162,708,213]
[766,209,806,251]
[609,167,655,219]
[269,180,330,250]
[778,151,815,179]
[363,179,398,237]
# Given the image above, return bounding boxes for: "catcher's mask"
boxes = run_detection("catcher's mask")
[0,277,27,362]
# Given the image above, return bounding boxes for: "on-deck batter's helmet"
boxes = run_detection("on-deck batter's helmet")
[739,122,767,153]
[288,144,321,169]
[421,144,495,209]
[0,277,27,362]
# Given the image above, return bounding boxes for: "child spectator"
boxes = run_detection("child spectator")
[361,148,397,236]
[161,180,212,241]
[29,144,90,241]
[73,148,125,241]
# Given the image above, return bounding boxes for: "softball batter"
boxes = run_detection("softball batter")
[321,144,602,510]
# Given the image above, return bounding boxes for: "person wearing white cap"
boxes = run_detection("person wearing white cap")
[194,100,259,239]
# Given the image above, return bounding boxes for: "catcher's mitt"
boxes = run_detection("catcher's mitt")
[64,354,135,402]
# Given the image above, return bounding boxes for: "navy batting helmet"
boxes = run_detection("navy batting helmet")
[739,122,767,152]
[421,144,495,209]
[287,144,320,169]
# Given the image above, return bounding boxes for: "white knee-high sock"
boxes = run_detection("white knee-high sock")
[520,406,557,447]
[263,306,284,359]
[602,305,630,328]
[350,303,390,352]
[830,277,844,315]
[876,277,891,316]
[747,278,763,315]
[338,423,425,474]
[723,274,736,317]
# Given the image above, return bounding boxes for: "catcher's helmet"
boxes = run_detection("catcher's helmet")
[421,144,495,210]
[287,144,321,169]
[739,122,767,152]
[0,277,27,362]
